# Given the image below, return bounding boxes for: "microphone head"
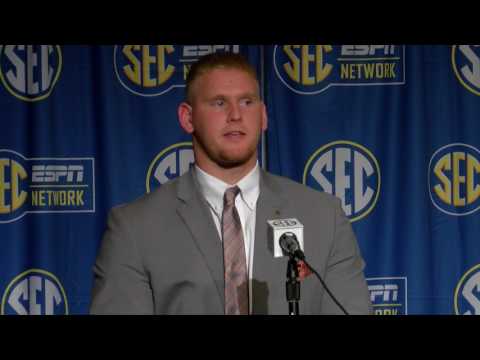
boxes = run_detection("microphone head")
[279,232,299,254]
[267,218,304,258]
[279,232,305,260]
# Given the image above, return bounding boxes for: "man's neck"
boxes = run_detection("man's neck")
[195,158,258,185]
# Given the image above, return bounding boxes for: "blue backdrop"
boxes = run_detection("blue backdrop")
[1,45,479,315]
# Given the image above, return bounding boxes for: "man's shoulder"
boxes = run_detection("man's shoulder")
[263,171,340,206]
[110,173,183,217]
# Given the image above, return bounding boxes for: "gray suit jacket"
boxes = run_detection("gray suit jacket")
[90,169,372,314]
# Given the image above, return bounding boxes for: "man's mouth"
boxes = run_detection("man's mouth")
[224,131,245,138]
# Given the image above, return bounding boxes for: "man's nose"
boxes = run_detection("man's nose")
[228,103,242,122]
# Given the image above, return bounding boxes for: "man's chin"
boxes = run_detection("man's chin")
[216,158,249,169]
[216,152,256,169]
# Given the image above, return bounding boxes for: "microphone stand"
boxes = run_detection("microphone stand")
[286,257,300,315]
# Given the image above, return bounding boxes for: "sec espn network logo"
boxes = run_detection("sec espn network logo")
[0,45,62,102]
[303,141,380,222]
[114,45,241,97]
[1,269,68,315]
[0,149,95,223]
[452,45,480,97]
[146,142,194,193]
[367,277,407,315]
[273,45,405,95]
[429,143,480,216]
[454,264,480,315]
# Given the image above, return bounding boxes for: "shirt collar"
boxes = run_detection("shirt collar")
[194,162,260,215]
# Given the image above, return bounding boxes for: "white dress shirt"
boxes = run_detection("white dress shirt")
[194,162,260,313]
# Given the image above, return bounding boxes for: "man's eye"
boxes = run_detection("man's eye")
[241,98,253,106]
[213,99,224,106]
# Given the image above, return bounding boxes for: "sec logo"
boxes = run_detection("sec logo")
[454,264,480,315]
[303,141,380,222]
[452,45,480,97]
[1,269,68,315]
[0,45,62,102]
[146,142,194,193]
[429,143,480,216]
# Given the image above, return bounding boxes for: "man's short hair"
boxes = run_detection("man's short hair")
[185,52,259,104]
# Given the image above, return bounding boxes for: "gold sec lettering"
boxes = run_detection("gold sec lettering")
[0,159,11,214]
[315,45,332,83]
[467,154,480,204]
[156,45,175,85]
[0,159,27,214]
[283,45,301,83]
[433,153,452,205]
[122,45,175,87]
[10,160,27,211]
[142,45,156,88]
[283,45,332,85]
[122,45,142,86]
[434,151,480,207]
[453,152,466,206]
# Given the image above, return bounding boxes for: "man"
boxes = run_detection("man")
[90,52,372,315]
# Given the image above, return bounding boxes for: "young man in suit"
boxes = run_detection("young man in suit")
[90,52,372,315]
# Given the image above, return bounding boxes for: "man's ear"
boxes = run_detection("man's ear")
[178,102,194,134]
[261,102,268,131]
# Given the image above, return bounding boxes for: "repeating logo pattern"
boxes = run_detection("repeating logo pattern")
[454,264,480,315]
[146,142,194,193]
[303,141,380,222]
[452,45,480,96]
[114,45,241,97]
[0,149,95,223]
[0,45,62,102]
[274,45,405,95]
[1,269,68,315]
[429,143,480,216]
[367,277,407,315]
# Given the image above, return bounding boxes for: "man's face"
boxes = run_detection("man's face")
[179,67,267,169]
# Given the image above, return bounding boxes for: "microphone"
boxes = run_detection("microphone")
[279,232,305,261]
[267,218,304,258]
[268,223,350,315]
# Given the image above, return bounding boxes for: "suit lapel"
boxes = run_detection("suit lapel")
[175,171,225,309]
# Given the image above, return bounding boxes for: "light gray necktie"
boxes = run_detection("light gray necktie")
[222,186,249,315]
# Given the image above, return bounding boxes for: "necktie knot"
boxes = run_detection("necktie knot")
[224,186,240,207]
